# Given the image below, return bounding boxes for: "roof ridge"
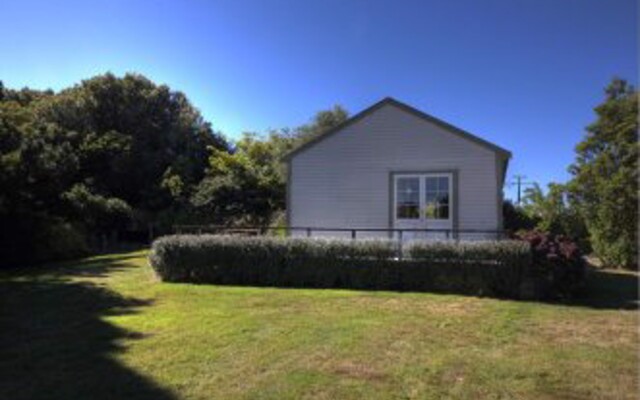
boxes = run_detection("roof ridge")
[282,97,511,161]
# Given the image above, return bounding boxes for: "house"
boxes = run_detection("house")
[283,97,511,240]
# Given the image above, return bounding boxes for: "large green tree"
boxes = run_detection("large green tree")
[0,73,229,265]
[568,78,638,268]
[0,73,348,265]
[294,105,348,144]
[0,88,86,265]
[192,106,349,225]
[35,73,229,215]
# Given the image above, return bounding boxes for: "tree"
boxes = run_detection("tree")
[521,183,589,250]
[0,73,348,266]
[0,100,86,266]
[35,73,229,217]
[191,106,349,225]
[62,184,132,242]
[294,105,348,144]
[502,200,538,232]
[0,73,230,266]
[191,137,283,225]
[568,78,638,268]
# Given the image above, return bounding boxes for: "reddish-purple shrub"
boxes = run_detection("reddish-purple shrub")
[514,231,585,298]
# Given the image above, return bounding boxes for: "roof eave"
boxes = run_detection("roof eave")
[281,97,512,162]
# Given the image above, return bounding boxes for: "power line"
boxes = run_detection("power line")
[507,174,535,205]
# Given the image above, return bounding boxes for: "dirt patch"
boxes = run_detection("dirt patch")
[533,314,639,347]
[439,362,467,385]
[329,360,388,382]
[348,295,483,317]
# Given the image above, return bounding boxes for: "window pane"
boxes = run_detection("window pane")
[425,192,437,203]
[438,205,449,219]
[398,205,419,219]
[397,178,419,202]
[437,193,449,206]
[425,177,438,191]
[438,177,449,191]
[424,202,437,219]
[397,177,419,219]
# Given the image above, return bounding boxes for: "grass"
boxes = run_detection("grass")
[0,250,638,399]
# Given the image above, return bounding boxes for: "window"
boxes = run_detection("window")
[396,177,419,219]
[424,176,450,220]
[395,173,452,222]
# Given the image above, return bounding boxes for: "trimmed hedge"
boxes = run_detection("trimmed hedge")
[406,240,532,297]
[150,235,397,289]
[148,235,582,299]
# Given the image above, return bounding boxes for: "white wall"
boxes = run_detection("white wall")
[289,103,503,239]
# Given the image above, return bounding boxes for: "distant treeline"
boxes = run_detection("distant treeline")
[0,74,636,268]
[0,73,347,266]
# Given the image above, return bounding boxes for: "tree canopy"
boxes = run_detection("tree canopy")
[0,73,348,266]
[567,78,638,267]
[191,106,349,225]
[2,73,635,269]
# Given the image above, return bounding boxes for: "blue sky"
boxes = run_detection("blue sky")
[0,0,637,200]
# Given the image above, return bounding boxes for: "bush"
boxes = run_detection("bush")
[150,235,397,289]
[35,221,90,263]
[0,214,89,268]
[513,231,585,297]
[149,235,570,299]
[503,200,538,232]
[405,240,531,297]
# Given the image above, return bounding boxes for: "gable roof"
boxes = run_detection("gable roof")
[282,97,512,162]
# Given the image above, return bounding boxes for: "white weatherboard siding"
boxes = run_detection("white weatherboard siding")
[289,103,503,239]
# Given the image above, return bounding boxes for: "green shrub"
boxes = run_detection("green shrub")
[150,235,397,289]
[149,235,577,299]
[405,240,532,297]
[0,216,89,268]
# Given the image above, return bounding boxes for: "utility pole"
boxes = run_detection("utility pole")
[508,175,535,205]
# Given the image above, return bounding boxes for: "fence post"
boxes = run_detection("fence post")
[398,230,403,261]
[351,229,356,240]
[446,230,450,240]
[306,228,311,237]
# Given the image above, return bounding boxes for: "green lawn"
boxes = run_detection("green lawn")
[1,250,638,400]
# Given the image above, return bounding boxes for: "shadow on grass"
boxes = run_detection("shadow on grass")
[175,265,639,311]
[0,254,177,400]
[2,250,146,277]
[563,268,639,310]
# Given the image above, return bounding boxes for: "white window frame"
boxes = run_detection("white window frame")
[393,173,453,223]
